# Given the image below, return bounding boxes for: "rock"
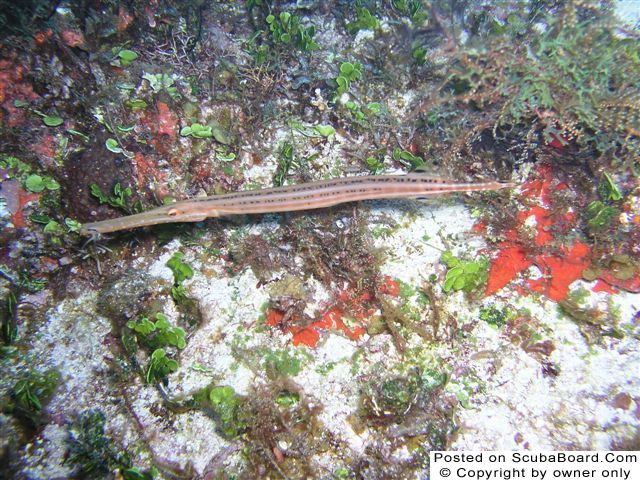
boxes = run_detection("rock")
[97,269,165,321]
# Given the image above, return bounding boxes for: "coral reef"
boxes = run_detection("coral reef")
[1,1,639,478]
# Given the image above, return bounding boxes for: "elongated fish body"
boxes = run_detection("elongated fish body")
[80,174,513,235]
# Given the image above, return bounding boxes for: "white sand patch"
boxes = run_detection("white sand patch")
[455,292,640,450]
[31,294,113,412]
[370,201,485,284]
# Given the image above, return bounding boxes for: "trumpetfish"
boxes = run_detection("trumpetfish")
[80,174,513,236]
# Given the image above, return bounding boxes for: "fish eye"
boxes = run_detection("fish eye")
[167,208,179,217]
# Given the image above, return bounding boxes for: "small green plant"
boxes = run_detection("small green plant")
[25,106,63,126]
[334,467,352,479]
[167,252,194,283]
[15,271,47,292]
[253,43,270,65]
[0,154,31,176]
[42,115,64,127]
[266,11,318,51]
[335,61,363,95]
[9,369,60,425]
[378,377,417,414]
[314,124,336,137]
[244,30,270,65]
[105,137,133,158]
[214,146,236,162]
[65,218,82,232]
[43,219,64,235]
[90,183,133,211]
[142,72,179,98]
[346,6,379,34]
[127,312,186,350]
[113,48,138,67]
[67,409,122,477]
[341,100,381,125]
[1,291,18,344]
[262,349,302,379]
[365,155,385,174]
[586,173,623,233]
[446,371,480,409]
[273,141,296,187]
[391,0,426,23]
[287,119,335,140]
[441,251,489,293]
[123,467,158,480]
[24,174,59,193]
[146,348,179,383]
[598,172,622,201]
[585,201,618,232]
[125,310,186,384]
[30,215,82,235]
[105,138,125,154]
[479,305,511,328]
[117,124,135,133]
[392,148,424,169]
[345,100,364,121]
[412,42,428,65]
[180,123,213,138]
[0,155,62,196]
[17,104,63,126]
[363,370,428,419]
[315,361,337,376]
[195,385,248,438]
[275,390,300,407]
[125,98,148,111]
[366,102,382,115]
[441,6,640,166]
[167,252,194,301]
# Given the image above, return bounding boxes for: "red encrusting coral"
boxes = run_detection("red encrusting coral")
[31,134,56,162]
[527,242,591,301]
[485,165,592,301]
[547,132,570,150]
[133,102,179,193]
[139,101,179,152]
[485,246,532,296]
[596,271,640,294]
[155,102,178,138]
[60,30,86,48]
[0,57,40,127]
[6,183,40,228]
[264,308,284,327]
[592,280,618,295]
[265,304,367,348]
[520,164,555,206]
[378,276,400,296]
[290,327,320,348]
[264,276,399,348]
[472,221,487,234]
[39,256,59,273]
[34,29,54,46]
[485,164,638,299]
[289,307,366,347]
[117,6,135,32]
[132,151,167,194]
[518,205,555,246]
